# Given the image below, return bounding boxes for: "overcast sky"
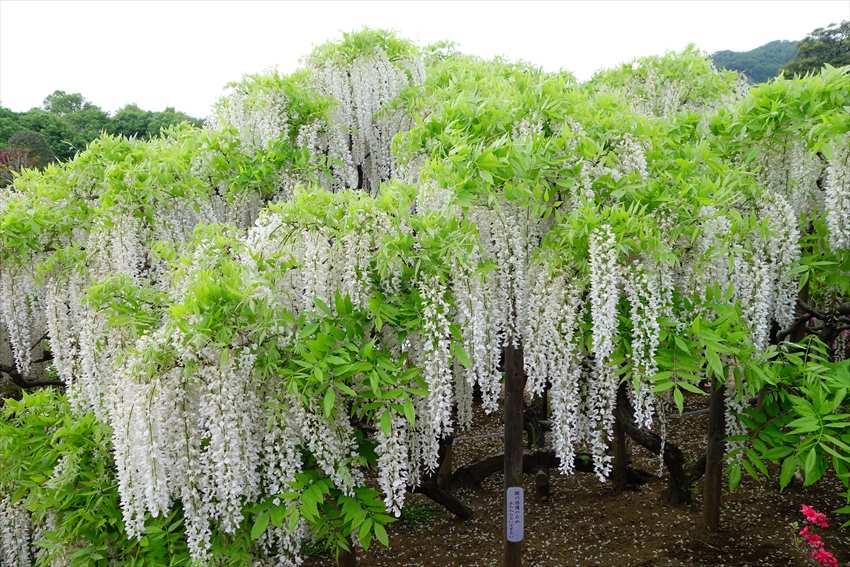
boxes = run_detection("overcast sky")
[1,0,848,119]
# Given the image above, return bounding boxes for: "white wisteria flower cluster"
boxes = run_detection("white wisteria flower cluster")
[732,193,801,350]
[0,496,32,567]
[825,136,850,250]
[312,49,425,193]
[587,224,622,479]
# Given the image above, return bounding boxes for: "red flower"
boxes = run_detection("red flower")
[804,532,824,549]
[801,504,830,529]
[811,548,839,567]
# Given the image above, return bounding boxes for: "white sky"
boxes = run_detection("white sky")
[1,0,849,119]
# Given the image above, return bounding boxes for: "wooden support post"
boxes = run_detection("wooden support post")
[703,379,726,532]
[612,413,628,493]
[503,344,525,567]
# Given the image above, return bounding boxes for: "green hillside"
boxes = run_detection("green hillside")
[712,39,798,82]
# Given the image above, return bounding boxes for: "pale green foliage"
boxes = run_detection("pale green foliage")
[308,28,419,67]
[589,45,745,117]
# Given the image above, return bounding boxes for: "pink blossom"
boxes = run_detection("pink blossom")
[811,548,839,567]
[801,504,830,529]
[803,532,824,549]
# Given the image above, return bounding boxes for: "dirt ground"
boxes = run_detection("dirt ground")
[305,397,850,567]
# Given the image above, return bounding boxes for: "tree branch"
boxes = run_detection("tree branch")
[450,450,654,490]
[30,331,49,351]
[616,384,695,504]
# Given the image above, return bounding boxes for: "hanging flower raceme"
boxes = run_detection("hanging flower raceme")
[0,496,32,567]
[374,409,410,517]
[0,267,40,376]
[470,204,543,349]
[109,370,175,539]
[731,192,801,351]
[310,42,425,193]
[416,275,454,471]
[521,270,584,475]
[336,229,374,310]
[825,136,850,250]
[759,139,823,220]
[212,81,290,155]
[452,252,503,416]
[763,193,801,330]
[588,224,621,480]
[688,206,732,299]
[616,135,648,180]
[298,228,333,312]
[623,263,664,429]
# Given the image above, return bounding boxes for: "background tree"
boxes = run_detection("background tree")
[64,104,111,149]
[145,106,203,136]
[8,130,55,168]
[712,39,798,83]
[107,103,151,138]
[0,93,202,163]
[42,90,87,115]
[782,20,850,76]
[0,108,24,145]
[0,147,34,187]
[14,110,76,160]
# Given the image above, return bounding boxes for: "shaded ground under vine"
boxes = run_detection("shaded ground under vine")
[306,396,850,567]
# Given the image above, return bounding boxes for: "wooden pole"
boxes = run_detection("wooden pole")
[612,413,628,493]
[503,344,525,567]
[703,379,726,532]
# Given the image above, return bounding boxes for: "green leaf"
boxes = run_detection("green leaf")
[678,381,706,395]
[454,344,472,369]
[358,519,373,549]
[742,456,757,480]
[314,297,331,315]
[380,411,392,437]
[787,416,819,434]
[706,349,723,379]
[746,449,768,476]
[402,399,415,426]
[834,388,847,412]
[673,387,684,414]
[779,455,798,491]
[336,382,357,397]
[729,462,742,491]
[287,509,300,531]
[323,388,336,419]
[251,511,270,540]
[762,446,793,461]
[270,505,285,528]
[804,447,818,485]
[374,523,389,546]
